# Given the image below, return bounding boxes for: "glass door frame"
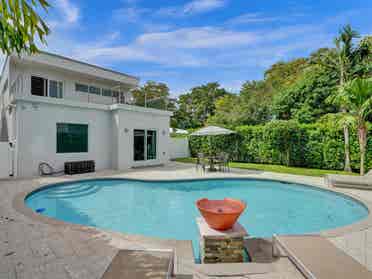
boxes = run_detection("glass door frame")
[133,129,158,162]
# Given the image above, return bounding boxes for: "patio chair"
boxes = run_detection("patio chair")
[196,153,207,172]
[217,153,230,172]
[215,153,224,172]
[325,169,372,190]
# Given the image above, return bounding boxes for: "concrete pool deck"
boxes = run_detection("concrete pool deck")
[1,162,372,278]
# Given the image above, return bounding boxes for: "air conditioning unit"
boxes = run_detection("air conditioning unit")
[64,160,95,175]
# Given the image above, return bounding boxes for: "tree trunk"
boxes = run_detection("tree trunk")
[340,63,352,172]
[358,125,367,176]
[343,123,352,172]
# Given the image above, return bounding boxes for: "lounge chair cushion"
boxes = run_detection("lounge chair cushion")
[274,235,372,279]
[325,174,372,188]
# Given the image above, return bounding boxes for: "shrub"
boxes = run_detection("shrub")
[189,120,372,171]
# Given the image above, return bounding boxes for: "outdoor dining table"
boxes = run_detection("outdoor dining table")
[207,155,222,171]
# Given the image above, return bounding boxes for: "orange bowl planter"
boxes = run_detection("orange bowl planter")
[196,198,246,230]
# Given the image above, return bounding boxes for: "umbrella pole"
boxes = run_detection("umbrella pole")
[209,136,216,171]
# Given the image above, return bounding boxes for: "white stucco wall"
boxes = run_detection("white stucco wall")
[3,52,172,177]
[14,99,172,177]
[15,100,113,177]
[169,137,190,159]
[0,142,11,178]
[12,62,126,104]
[114,106,171,169]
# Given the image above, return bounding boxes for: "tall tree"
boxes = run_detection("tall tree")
[206,94,242,127]
[320,25,360,171]
[354,36,372,78]
[132,81,172,110]
[264,58,308,91]
[174,82,229,128]
[273,64,338,123]
[335,78,372,175]
[0,0,50,54]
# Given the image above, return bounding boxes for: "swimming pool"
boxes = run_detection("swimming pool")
[25,178,368,257]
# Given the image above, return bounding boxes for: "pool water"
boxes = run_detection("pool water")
[26,179,368,258]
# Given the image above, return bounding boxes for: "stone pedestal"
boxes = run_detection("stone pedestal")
[197,217,248,264]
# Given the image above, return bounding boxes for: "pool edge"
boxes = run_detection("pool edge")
[14,175,372,239]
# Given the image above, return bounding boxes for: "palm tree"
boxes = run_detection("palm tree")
[336,78,372,175]
[321,25,360,172]
[0,0,50,54]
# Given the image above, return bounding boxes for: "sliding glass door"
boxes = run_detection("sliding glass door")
[134,129,157,161]
[147,130,157,160]
[134,130,145,161]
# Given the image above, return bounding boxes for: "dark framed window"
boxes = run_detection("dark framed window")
[31,76,47,96]
[134,129,157,161]
[119,92,126,104]
[89,86,101,95]
[102,88,112,97]
[75,83,89,93]
[57,123,88,153]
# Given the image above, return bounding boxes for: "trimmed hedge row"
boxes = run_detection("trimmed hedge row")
[189,120,372,171]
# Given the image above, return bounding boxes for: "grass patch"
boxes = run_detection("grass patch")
[174,157,358,177]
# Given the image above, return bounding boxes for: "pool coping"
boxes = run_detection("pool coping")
[12,174,372,277]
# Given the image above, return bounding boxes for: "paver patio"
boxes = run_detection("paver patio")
[1,162,372,278]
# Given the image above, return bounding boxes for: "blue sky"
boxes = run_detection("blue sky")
[2,0,372,95]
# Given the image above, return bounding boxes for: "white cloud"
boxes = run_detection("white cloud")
[71,27,257,67]
[106,31,121,41]
[54,0,79,24]
[220,79,244,93]
[135,27,256,49]
[45,18,334,71]
[184,0,226,14]
[113,7,149,23]
[227,13,282,25]
[156,0,227,17]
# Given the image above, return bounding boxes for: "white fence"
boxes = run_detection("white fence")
[169,137,189,159]
[0,142,11,178]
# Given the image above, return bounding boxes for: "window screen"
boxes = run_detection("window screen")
[49,80,63,98]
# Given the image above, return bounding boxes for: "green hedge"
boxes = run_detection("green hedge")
[189,120,372,171]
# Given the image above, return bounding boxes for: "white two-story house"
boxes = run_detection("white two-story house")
[0,51,172,177]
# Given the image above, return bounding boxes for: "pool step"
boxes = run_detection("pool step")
[45,184,101,199]
[101,249,173,279]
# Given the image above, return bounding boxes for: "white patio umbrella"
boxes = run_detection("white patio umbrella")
[190,126,236,136]
[190,126,236,171]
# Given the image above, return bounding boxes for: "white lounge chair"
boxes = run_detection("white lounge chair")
[273,235,372,279]
[325,170,372,190]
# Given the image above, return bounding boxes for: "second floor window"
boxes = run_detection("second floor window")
[75,83,89,93]
[49,80,63,99]
[89,86,101,95]
[31,76,63,98]
[31,76,47,96]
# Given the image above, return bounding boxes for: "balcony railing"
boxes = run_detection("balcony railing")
[8,74,136,106]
